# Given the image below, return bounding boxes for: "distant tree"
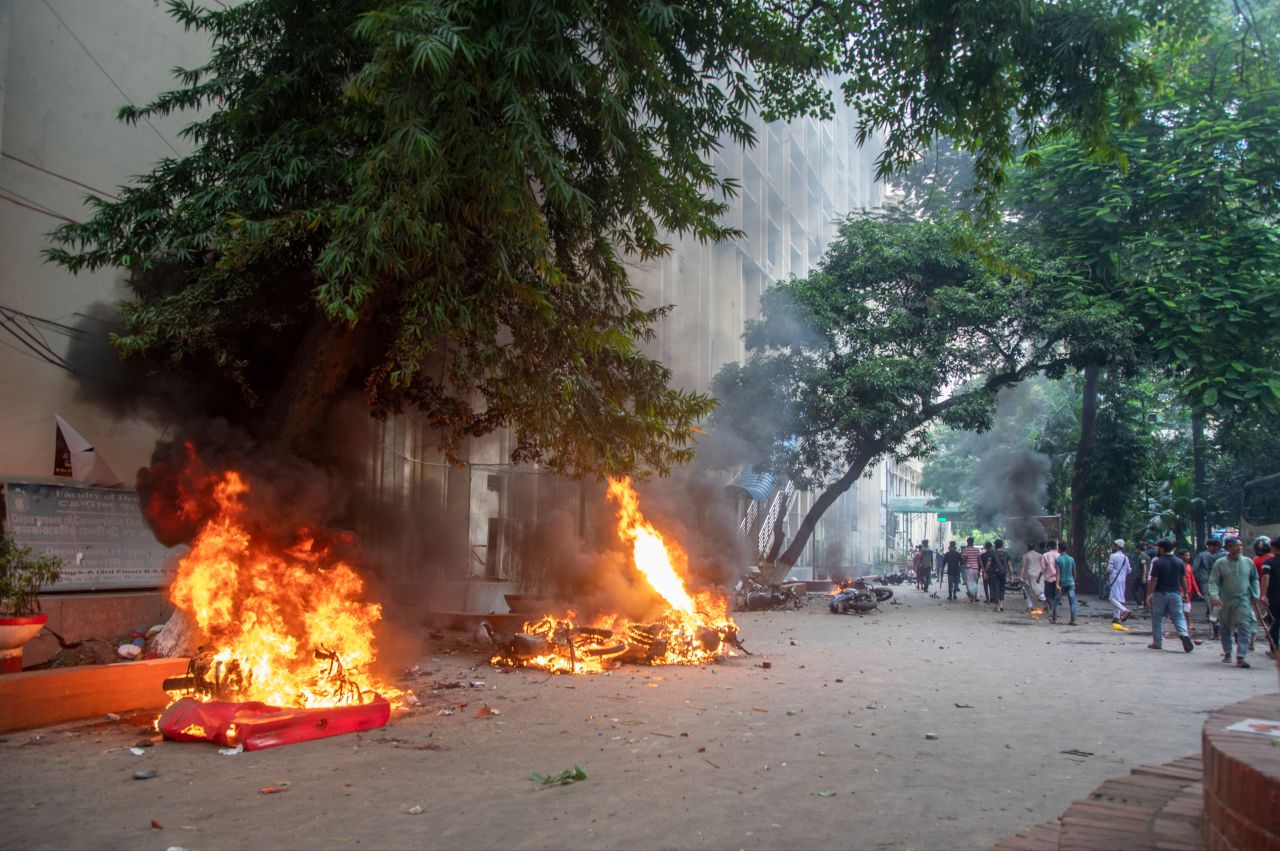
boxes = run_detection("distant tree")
[710,209,1133,570]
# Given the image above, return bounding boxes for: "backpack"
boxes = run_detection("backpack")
[990,550,1010,578]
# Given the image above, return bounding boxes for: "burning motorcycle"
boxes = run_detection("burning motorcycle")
[827,577,893,614]
[482,615,749,674]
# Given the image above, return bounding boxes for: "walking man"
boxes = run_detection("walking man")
[960,537,982,603]
[914,540,935,593]
[1054,546,1077,625]
[989,539,1011,612]
[1132,541,1152,611]
[1041,539,1061,621]
[1146,539,1194,652]
[1260,547,1279,658]
[980,542,994,603]
[1193,539,1221,638]
[943,541,963,600]
[1020,543,1044,613]
[1208,537,1261,669]
[1107,539,1133,623]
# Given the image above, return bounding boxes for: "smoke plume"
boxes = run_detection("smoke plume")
[967,383,1053,552]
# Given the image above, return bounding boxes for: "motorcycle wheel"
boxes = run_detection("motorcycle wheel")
[841,592,878,614]
[872,588,894,602]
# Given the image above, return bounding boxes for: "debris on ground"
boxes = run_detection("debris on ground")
[924,733,940,740]
[133,770,158,780]
[530,765,587,787]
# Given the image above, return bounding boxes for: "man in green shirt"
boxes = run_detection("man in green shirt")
[1208,537,1261,669]
[1053,549,1077,625]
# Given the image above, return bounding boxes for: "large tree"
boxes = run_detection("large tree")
[46,0,1205,475]
[709,209,1133,570]
[1008,0,1280,561]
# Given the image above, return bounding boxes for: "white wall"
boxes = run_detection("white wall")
[0,0,207,481]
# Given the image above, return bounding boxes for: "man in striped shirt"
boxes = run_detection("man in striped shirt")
[960,537,982,602]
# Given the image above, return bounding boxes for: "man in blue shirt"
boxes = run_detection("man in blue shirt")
[1053,548,1077,625]
[1146,539,1193,652]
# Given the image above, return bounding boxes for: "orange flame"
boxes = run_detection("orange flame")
[168,471,393,707]
[606,478,697,616]
[493,478,736,673]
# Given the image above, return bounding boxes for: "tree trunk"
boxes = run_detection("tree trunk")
[776,449,876,569]
[1192,412,1206,551]
[258,311,373,456]
[1069,366,1101,591]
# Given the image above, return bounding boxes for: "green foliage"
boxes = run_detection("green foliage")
[711,209,1134,565]
[1008,1,1280,418]
[41,0,1213,475]
[791,0,1216,215]
[49,0,760,475]
[1206,417,1280,527]
[0,535,62,617]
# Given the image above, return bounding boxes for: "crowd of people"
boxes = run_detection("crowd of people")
[908,534,1278,668]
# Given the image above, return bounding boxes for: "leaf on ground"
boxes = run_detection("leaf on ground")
[530,765,587,787]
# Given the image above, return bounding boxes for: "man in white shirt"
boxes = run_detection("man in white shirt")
[1107,539,1133,623]
[1020,543,1044,612]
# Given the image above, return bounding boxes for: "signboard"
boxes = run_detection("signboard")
[3,482,184,591]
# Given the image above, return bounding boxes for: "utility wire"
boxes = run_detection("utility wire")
[0,308,76,371]
[42,0,180,157]
[0,183,76,221]
[1,305,98,340]
[0,305,107,373]
[2,152,120,201]
[0,191,78,224]
[0,319,75,372]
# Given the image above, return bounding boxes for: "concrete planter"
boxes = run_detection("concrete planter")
[0,613,48,674]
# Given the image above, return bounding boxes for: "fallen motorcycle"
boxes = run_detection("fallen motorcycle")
[734,575,806,611]
[829,586,878,614]
[828,577,894,614]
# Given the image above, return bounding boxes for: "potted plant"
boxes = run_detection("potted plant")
[0,533,61,673]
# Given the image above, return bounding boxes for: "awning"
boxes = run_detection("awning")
[726,469,776,503]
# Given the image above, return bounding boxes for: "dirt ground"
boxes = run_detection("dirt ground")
[4,586,1277,851]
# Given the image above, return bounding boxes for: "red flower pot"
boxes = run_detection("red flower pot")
[0,613,48,674]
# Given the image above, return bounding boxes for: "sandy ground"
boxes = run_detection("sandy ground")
[3,586,1277,851]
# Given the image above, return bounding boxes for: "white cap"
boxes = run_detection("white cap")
[1113,538,1125,548]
